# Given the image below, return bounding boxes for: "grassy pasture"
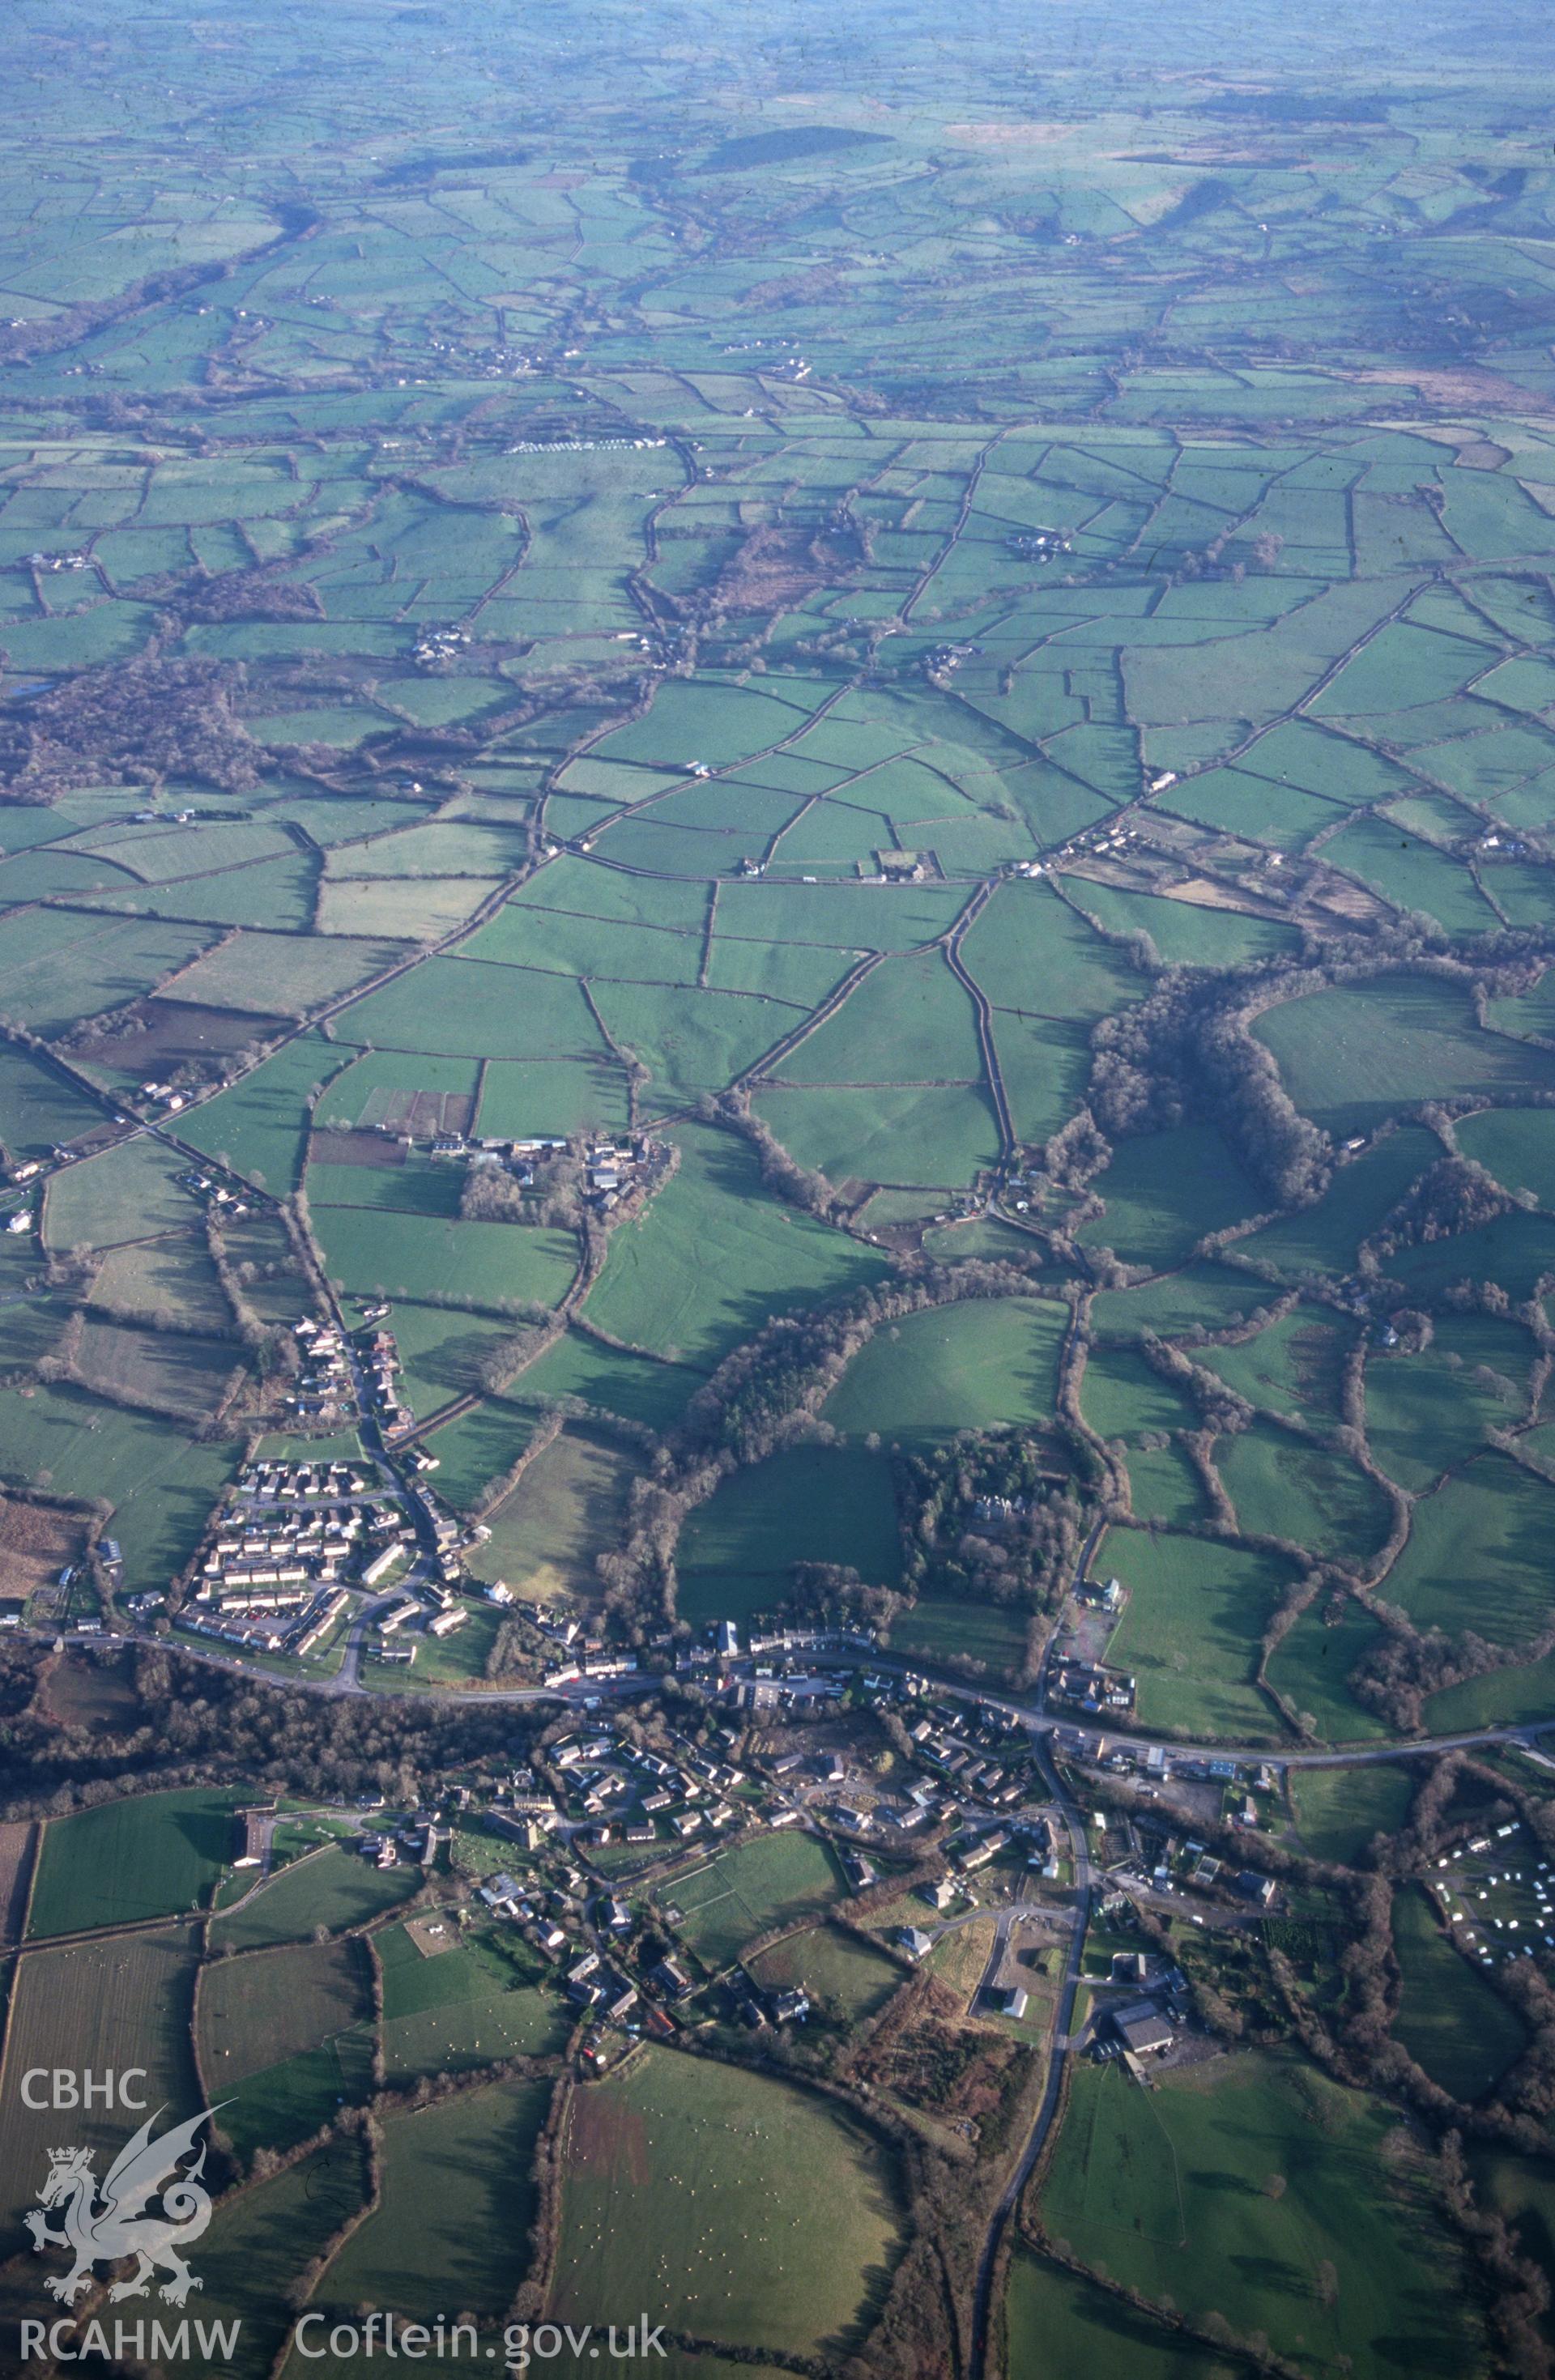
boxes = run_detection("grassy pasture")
[1391,1887,1526,2101]
[889,1587,1031,1678]
[306,1153,463,1218]
[747,1923,899,2024]
[211,1846,418,1952]
[1005,2252,1237,2380]
[318,2078,550,2318]
[0,910,215,1040]
[315,875,504,939]
[780,947,983,1085]
[415,1401,536,1514]
[377,1924,563,2077]
[1088,1265,1268,1341]
[87,1232,232,1331]
[1254,977,1555,1138]
[1264,1598,1389,1743]
[28,1786,241,1936]
[0,1381,236,1594]
[584,1122,885,1369]
[335,953,607,1062]
[1215,1419,1393,1564]
[676,1443,901,1627]
[313,1206,577,1311]
[198,1937,374,2160]
[506,1326,701,1432]
[1198,1308,1348,1420]
[1123,1441,1210,1526]
[475,1055,630,1137]
[0,1927,201,2253]
[822,1296,1067,1445]
[465,896,704,984]
[961,877,1142,1020]
[1101,1531,1288,1740]
[181,1032,344,1191]
[190,2143,369,2380]
[550,2047,903,2357]
[44,1136,197,1250]
[1364,1314,1530,1492]
[1375,1453,1555,1646]
[1064,880,1296,967]
[75,1313,241,1417]
[754,1079,1002,1187]
[1455,1105,1555,1208]
[0,1043,104,1156]
[164,930,406,1015]
[197,1936,370,2088]
[1080,1345,1199,1443]
[464,1424,644,1604]
[366,1299,516,1419]
[1080,1124,1263,1272]
[1037,2052,1480,2377]
[592,977,793,1105]
[670,1833,845,1968]
[1233,1129,1438,1279]
[1291,1763,1417,1863]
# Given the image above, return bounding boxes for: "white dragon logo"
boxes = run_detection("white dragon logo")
[25,2105,222,2307]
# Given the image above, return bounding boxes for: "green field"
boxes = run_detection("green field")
[550,2047,904,2357]
[1039,2052,1481,2377]
[1081,1343,1199,1442]
[584,1122,886,1369]
[0,1927,202,2252]
[1264,1597,1390,1743]
[676,1442,901,1627]
[1198,1309,1349,1421]
[1289,1763,1417,1863]
[889,1586,1033,1678]
[318,2078,552,2318]
[669,1832,844,1968]
[313,1206,577,1311]
[464,1424,645,1604]
[823,1296,1067,1445]
[1005,2252,1238,2380]
[748,1922,900,2024]
[505,1326,702,1432]
[1391,1886,1527,2101]
[1363,1316,1531,1492]
[194,2143,370,2380]
[1377,1454,1555,1646]
[1255,977,1555,1139]
[198,1937,373,2156]
[1216,1420,1393,1564]
[210,1846,418,1952]
[1102,1531,1289,1740]
[1080,1125,1263,1272]
[28,1787,241,1936]
[377,1922,564,2077]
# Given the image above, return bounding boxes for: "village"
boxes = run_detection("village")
[207,1672,1255,2084]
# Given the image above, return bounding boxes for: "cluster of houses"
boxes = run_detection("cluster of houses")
[283,1318,356,1424]
[177,1458,411,1656]
[540,1727,757,1851]
[1048,1656,1136,1718]
[180,1581,348,1658]
[357,1811,448,1870]
[1008,530,1074,561]
[411,624,474,668]
[578,1135,658,1216]
[360,1328,408,1433]
[178,1169,248,1216]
